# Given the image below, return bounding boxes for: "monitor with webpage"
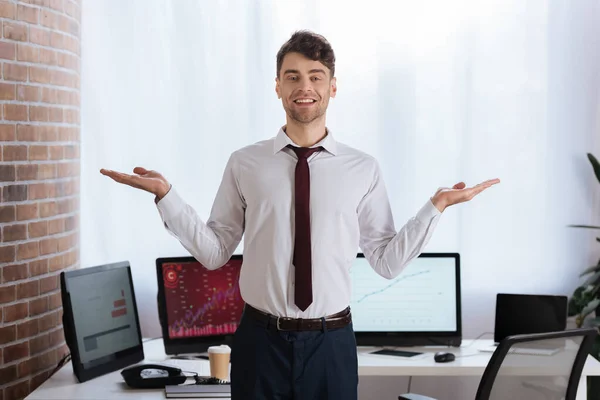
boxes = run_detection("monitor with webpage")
[350,252,462,347]
[156,255,245,356]
[61,261,144,382]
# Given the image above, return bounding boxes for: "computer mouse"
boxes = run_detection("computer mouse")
[434,351,455,363]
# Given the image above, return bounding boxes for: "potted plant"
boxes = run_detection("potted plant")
[568,152,600,399]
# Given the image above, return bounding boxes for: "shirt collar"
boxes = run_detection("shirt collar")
[272,126,338,155]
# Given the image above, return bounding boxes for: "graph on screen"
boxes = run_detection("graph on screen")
[350,256,458,332]
[162,259,244,338]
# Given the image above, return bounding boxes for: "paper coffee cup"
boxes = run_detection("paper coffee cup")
[208,345,231,381]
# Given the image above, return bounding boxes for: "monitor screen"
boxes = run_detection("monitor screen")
[156,256,245,354]
[351,253,462,347]
[494,293,567,343]
[61,261,144,382]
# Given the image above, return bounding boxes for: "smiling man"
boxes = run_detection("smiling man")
[100,30,499,399]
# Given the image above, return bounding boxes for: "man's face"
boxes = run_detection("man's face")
[276,52,337,125]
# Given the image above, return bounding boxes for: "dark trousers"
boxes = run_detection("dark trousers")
[230,308,359,400]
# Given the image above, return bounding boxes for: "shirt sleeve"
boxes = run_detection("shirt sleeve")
[155,153,246,269]
[357,158,441,279]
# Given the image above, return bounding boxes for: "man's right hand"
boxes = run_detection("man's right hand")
[100,167,171,200]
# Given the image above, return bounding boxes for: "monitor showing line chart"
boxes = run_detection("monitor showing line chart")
[350,253,460,333]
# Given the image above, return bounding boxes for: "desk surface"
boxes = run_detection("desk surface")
[26,338,600,400]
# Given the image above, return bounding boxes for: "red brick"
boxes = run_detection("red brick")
[38,309,58,332]
[0,164,15,181]
[28,221,48,238]
[0,82,15,100]
[0,1,16,19]
[31,369,51,391]
[38,201,55,218]
[29,332,50,355]
[17,44,38,62]
[17,84,40,101]
[0,245,16,263]
[3,104,27,121]
[38,125,57,141]
[28,145,48,160]
[29,66,50,84]
[0,124,16,141]
[48,292,61,310]
[0,365,17,386]
[17,4,39,24]
[39,238,57,255]
[29,296,47,316]
[3,224,27,241]
[0,284,16,303]
[25,348,55,375]
[4,301,28,322]
[16,164,37,181]
[2,263,27,282]
[29,259,48,277]
[0,324,16,345]
[47,218,63,235]
[3,145,27,161]
[3,63,28,82]
[16,318,38,339]
[28,183,49,200]
[3,21,28,42]
[4,380,29,400]
[0,40,16,60]
[48,254,63,272]
[0,205,16,222]
[16,203,38,220]
[17,241,38,260]
[17,280,39,299]
[49,146,62,160]
[4,341,29,363]
[30,106,49,122]
[49,107,62,122]
[40,274,57,294]
[3,184,28,202]
[29,26,50,46]
[16,124,37,141]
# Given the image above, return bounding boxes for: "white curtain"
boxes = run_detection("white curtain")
[81,0,600,348]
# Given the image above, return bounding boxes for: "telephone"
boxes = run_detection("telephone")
[121,363,190,389]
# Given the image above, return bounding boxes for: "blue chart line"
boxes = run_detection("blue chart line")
[354,270,430,304]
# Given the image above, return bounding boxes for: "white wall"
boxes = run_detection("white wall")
[80,0,600,398]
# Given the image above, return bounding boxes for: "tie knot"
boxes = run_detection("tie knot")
[288,145,323,159]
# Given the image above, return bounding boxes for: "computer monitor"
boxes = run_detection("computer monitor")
[351,252,462,347]
[494,293,567,343]
[60,261,144,382]
[156,256,245,355]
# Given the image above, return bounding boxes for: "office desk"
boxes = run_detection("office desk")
[26,338,600,400]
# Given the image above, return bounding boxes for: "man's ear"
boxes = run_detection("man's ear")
[330,77,337,98]
[275,77,281,99]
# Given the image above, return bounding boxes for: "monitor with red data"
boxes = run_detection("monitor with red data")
[156,256,245,355]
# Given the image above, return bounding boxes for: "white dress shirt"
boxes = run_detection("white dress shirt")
[156,128,442,318]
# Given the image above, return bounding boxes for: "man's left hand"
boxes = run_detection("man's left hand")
[431,178,500,212]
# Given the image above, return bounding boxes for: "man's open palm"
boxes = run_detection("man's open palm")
[433,178,500,211]
[100,167,171,199]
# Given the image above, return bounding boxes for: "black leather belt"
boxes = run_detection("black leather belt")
[244,304,352,332]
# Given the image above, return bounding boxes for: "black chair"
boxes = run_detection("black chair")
[398,328,597,400]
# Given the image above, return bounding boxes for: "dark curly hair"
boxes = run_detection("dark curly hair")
[276,30,336,78]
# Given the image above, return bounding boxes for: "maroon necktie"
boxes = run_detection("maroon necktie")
[288,145,323,311]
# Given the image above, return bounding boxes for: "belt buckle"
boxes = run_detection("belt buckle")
[276,317,286,331]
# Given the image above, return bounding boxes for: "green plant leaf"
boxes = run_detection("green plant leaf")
[567,225,600,229]
[585,317,600,328]
[580,264,600,277]
[583,270,600,287]
[581,299,600,318]
[588,153,600,184]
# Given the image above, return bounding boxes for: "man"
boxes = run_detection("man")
[101,30,499,399]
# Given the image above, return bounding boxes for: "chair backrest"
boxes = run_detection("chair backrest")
[475,328,597,400]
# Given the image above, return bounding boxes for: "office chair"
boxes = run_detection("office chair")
[398,328,597,400]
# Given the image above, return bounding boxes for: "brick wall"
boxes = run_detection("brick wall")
[0,0,80,399]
